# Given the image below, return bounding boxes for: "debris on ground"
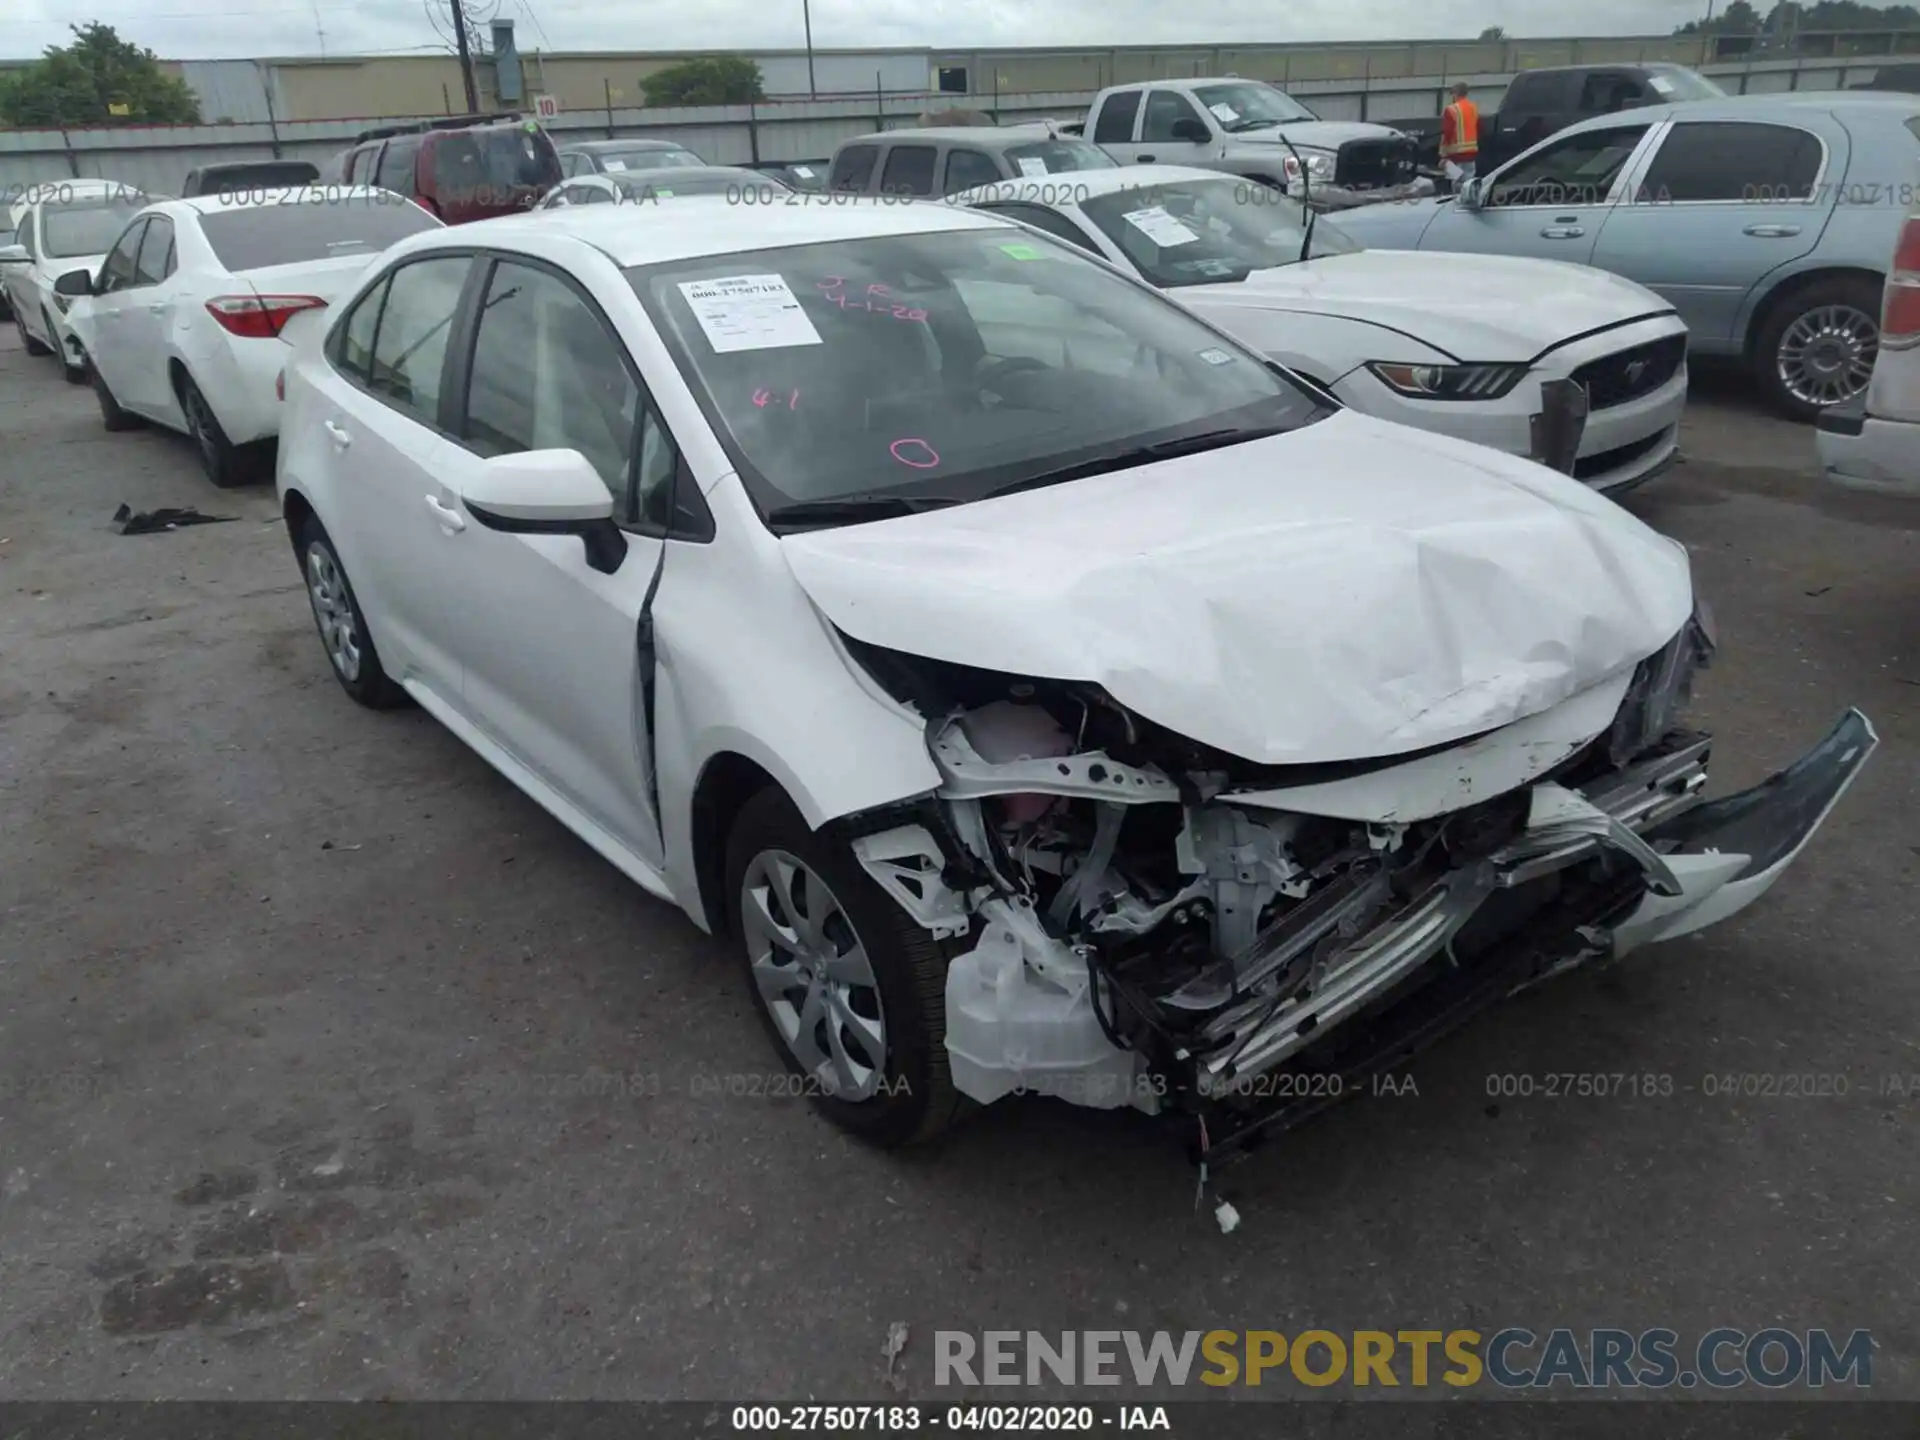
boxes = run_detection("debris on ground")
[1214,1199,1241,1235]
[883,1320,909,1381]
[112,504,238,536]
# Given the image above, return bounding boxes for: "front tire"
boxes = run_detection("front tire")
[295,515,407,710]
[724,787,964,1147]
[1752,276,1881,422]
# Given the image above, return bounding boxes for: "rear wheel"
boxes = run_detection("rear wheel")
[177,370,256,487]
[16,305,51,357]
[1752,276,1881,422]
[295,514,407,710]
[724,787,965,1147]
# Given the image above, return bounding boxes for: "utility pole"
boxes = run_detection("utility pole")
[803,0,817,98]
[450,0,481,114]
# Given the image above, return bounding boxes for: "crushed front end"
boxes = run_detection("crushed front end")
[840,614,1876,1159]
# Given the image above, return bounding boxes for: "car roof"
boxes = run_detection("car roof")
[952,163,1238,209]
[840,126,1074,148]
[138,185,404,220]
[593,164,775,186]
[416,193,1014,268]
[1557,88,1920,132]
[563,138,694,153]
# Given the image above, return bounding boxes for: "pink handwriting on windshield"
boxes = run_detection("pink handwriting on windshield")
[752,387,799,409]
[816,277,926,323]
[890,438,940,469]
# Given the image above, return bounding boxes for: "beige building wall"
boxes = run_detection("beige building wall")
[273,57,469,121]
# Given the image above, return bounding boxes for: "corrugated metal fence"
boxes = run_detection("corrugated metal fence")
[3,50,1916,200]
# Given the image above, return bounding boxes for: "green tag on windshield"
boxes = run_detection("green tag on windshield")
[656,189,675,198]
[999,242,1043,260]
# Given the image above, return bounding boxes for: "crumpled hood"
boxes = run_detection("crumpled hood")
[1176,250,1674,361]
[1227,121,1406,153]
[783,410,1694,766]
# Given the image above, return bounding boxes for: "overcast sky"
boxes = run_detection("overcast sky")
[12,0,1722,62]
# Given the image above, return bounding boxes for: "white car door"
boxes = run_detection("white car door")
[305,253,480,705]
[1133,89,1215,167]
[111,215,185,416]
[80,219,149,392]
[426,254,674,862]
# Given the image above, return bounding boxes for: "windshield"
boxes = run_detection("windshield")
[41,199,148,258]
[599,147,704,172]
[1002,138,1119,174]
[627,225,1325,524]
[199,193,440,271]
[1191,82,1319,131]
[613,169,783,200]
[1080,177,1362,287]
[435,127,562,192]
[1646,66,1725,101]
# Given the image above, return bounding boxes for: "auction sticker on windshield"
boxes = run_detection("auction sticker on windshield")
[679,274,823,353]
[1016,157,1050,177]
[1209,103,1239,122]
[1124,206,1199,247]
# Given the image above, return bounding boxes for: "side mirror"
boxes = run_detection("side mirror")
[0,243,29,266]
[1171,117,1211,143]
[459,449,627,574]
[1457,177,1485,211]
[54,268,95,296]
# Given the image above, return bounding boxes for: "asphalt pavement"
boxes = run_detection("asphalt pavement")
[0,332,1915,1404]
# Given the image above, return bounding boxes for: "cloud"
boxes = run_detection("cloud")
[12,0,1720,61]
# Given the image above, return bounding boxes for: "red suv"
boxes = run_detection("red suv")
[332,113,562,224]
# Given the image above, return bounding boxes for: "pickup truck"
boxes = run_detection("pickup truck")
[1474,62,1725,173]
[1081,77,1431,210]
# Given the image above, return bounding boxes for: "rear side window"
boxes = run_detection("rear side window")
[880,146,937,197]
[376,136,422,193]
[134,216,174,284]
[1906,116,1920,143]
[335,274,387,382]
[1506,71,1573,112]
[1093,90,1142,143]
[1640,122,1823,202]
[828,144,879,192]
[198,195,440,272]
[434,127,561,194]
[346,145,381,184]
[364,255,471,424]
[1578,72,1647,113]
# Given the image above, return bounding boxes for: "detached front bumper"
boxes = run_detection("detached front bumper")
[1198,709,1876,1157]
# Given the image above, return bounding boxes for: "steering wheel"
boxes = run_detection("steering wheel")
[976,355,1050,399]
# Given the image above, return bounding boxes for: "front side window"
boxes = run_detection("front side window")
[627,228,1326,523]
[1080,177,1361,287]
[1637,121,1823,202]
[198,193,440,272]
[376,136,422,193]
[1578,72,1647,113]
[134,217,174,285]
[1190,82,1318,131]
[97,219,146,291]
[1001,138,1118,175]
[943,148,1002,195]
[979,203,1104,255]
[41,198,150,258]
[1489,125,1650,207]
[434,128,561,197]
[460,259,640,506]
[364,255,471,423]
[880,146,937,197]
[830,144,880,192]
[1092,90,1142,144]
[1142,90,1207,144]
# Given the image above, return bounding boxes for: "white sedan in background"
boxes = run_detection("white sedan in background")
[275,198,1870,1152]
[953,166,1691,494]
[58,185,442,487]
[1,179,152,384]
[536,165,789,210]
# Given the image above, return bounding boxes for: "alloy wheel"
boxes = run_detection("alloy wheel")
[739,849,889,1100]
[305,542,363,683]
[1776,303,1878,409]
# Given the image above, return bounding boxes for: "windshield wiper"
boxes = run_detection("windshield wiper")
[977,425,1296,502]
[764,492,960,531]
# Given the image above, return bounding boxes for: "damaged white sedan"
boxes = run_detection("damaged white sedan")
[277,198,1876,1153]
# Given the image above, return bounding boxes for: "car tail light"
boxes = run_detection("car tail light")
[1884,216,1920,345]
[204,294,327,340]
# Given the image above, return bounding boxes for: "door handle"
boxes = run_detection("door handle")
[1540,226,1586,238]
[424,495,466,533]
[146,302,166,314]
[322,420,351,449]
[1137,154,1156,163]
[1743,223,1802,238]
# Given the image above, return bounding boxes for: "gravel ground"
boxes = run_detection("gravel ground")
[0,331,1915,1404]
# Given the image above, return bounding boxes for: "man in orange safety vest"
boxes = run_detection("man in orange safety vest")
[1440,80,1480,182]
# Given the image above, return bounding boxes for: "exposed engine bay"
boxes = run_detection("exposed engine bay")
[837,613,1878,1157]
